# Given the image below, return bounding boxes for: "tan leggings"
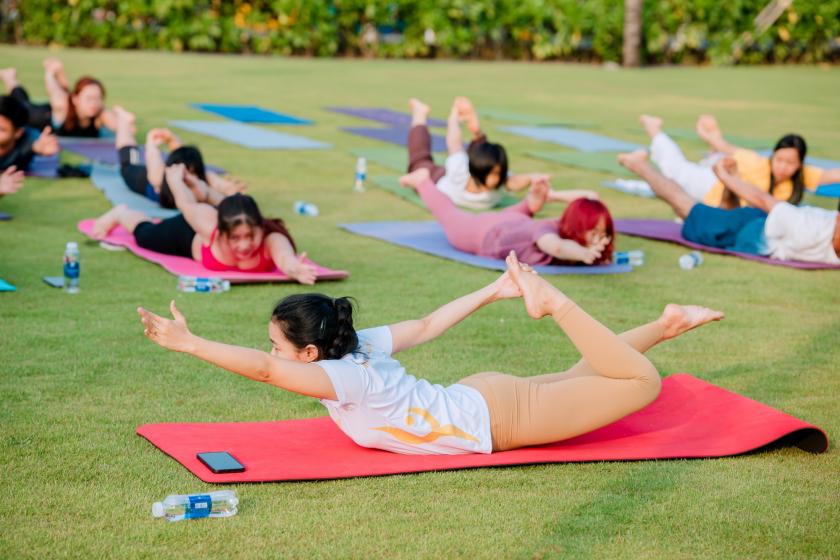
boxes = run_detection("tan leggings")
[459,302,663,452]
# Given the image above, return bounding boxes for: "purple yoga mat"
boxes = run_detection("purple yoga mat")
[60,141,225,174]
[342,127,449,152]
[26,155,59,178]
[327,107,446,128]
[615,218,840,270]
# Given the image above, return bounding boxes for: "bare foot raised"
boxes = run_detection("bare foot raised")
[409,98,431,125]
[114,105,136,129]
[639,114,663,138]
[617,150,649,175]
[399,167,431,190]
[91,204,128,240]
[0,68,18,91]
[454,96,481,137]
[659,304,724,340]
[505,251,568,319]
[696,114,722,143]
[526,179,550,214]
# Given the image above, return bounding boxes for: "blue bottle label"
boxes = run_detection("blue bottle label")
[64,262,80,279]
[185,494,212,519]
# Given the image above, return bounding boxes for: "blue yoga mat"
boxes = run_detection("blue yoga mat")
[501,126,644,153]
[0,212,11,221]
[340,221,631,275]
[815,183,840,198]
[169,121,329,150]
[192,104,312,125]
[90,164,179,219]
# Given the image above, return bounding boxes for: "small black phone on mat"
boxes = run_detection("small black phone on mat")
[197,452,246,474]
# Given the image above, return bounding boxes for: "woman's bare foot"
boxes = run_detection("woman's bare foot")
[505,252,569,319]
[399,167,431,190]
[617,150,650,175]
[91,205,128,240]
[639,114,663,139]
[114,105,136,131]
[659,304,724,340]
[696,114,722,143]
[526,180,550,214]
[455,96,481,137]
[0,68,18,92]
[409,98,431,126]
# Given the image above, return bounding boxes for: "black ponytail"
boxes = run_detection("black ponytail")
[271,293,358,360]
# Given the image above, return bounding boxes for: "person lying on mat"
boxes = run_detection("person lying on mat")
[618,150,840,265]
[91,165,318,284]
[113,107,245,208]
[408,96,597,210]
[0,60,116,137]
[401,167,614,265]
[0,95,59,172]
[636,114,840,209]
[137,252,723,455]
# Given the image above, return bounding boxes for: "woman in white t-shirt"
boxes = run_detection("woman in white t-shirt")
[406,97,597,210]
[618,150,840,265]
[138,253,723,455]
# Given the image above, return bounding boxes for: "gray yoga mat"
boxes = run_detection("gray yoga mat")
[169,120,330,150]
[479,108,591,128]
[340,221,631,275]
[89,164,179,219]
[501,126,644,153]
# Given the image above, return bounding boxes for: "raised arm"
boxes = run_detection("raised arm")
[713,158,778,212]
[138,301,336,400]
[388,271,521,354]
[536,233,611,265]
[164,164,217,241]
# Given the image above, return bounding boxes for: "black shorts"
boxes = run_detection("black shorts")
[10,86,52,131]
[133,214,196,258]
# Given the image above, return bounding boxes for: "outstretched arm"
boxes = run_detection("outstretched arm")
[713,158,778,212]
[389,272,521,354]
[265,233,317,285]
[819,168,840,185]
[536,233,611,265]
[138,301,336,400]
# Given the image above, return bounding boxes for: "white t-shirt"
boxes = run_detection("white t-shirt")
[435,150,503,210]
[317,327,492,455]
[764,203,840,264]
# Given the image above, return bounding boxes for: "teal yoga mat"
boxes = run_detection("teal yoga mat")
[169,120,329,150]
[191,104,312,125]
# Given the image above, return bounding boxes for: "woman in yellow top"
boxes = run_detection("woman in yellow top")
[636,114,840,208]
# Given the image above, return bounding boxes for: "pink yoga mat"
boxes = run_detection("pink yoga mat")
[77,219,348,283]
[615,219,840,270]
[136,374,828,482]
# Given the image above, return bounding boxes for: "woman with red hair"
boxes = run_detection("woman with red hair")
[400,168,614,265]
[0,58,116,137]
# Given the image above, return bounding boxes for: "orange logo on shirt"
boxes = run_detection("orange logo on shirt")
[372,407,479,445]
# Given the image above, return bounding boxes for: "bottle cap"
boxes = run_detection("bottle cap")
[152,502,164,518]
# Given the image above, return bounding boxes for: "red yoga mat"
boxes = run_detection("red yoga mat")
[77,219,348,283]
[137,375,828,482]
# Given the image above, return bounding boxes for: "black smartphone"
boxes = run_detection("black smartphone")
[197,451,245,474]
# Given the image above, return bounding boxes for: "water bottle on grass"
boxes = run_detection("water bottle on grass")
[293,201,319,217]
[152,490,239,522]
[354,157,367,192]
[615,250,645,266]
[177,276,230,293]
[63,242,80,294]
[678,251,703,269]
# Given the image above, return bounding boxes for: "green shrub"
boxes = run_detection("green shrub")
[4,0,839,64]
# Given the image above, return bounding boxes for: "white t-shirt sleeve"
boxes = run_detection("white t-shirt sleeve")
[764,202,840,264]
[358,326,393,356]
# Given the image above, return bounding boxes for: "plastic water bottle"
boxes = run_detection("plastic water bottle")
[63,242,80,293]
[177,276,231,293]
[354,157,367,193]
[678,251,704,269]
[615,250,645,266]
[152,490,239,522]
[293,201,319,217]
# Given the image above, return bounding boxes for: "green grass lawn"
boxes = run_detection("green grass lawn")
[1,46,839,558]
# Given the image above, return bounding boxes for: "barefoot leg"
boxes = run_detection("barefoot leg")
[114,106,137,150]
[618,151,696,219]
[91,205,149,239]
[409,98,430,127]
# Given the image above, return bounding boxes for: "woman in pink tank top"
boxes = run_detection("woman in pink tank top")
[90,164,318,284]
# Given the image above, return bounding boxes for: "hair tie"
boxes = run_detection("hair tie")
[318,317,327,338]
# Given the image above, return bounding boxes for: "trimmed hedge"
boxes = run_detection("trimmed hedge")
[3,0,839,64]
